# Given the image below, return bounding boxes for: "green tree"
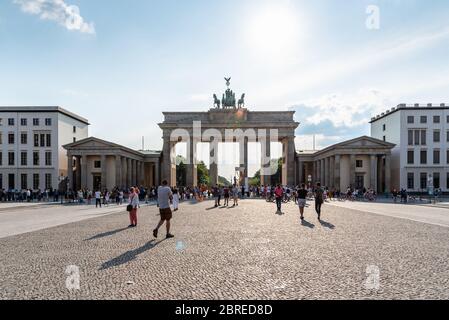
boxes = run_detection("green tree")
[197,161,210,186]
[176,155,186,186]
[249,158,282,186]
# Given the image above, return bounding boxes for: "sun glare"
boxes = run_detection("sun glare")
[247,5,301,60]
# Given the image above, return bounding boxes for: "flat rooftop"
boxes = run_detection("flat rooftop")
[370,103,448,123]
[0,106,90,125]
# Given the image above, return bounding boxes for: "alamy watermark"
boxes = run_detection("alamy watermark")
[170,121,281,176]
[366,5,380,30]
[364,265,380,290]
[65,265,80,291]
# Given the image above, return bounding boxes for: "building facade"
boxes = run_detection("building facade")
[0,107,89,191]
[296,136,395,193]
[371,103,449,193]
[63,137,160,191]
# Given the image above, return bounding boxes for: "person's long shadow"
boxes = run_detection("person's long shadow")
[301,219,315,229]
[206,206,218,211]
[319,220,336,230]
[99,239,166,270]
[84,227,129,241]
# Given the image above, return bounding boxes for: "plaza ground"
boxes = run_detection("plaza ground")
[0,199,449,300]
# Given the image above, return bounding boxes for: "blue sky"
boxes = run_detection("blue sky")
[1,0,449,160]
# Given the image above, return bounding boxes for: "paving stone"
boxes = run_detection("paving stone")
[0,199,448,300]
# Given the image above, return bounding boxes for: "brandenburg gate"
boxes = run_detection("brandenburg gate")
[158,78,299,187]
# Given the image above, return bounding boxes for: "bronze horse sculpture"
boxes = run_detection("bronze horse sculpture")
[213,94,221,109]
[238,94,245,109]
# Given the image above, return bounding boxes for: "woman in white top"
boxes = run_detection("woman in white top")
[128,187,140,228]
[172,187,180,211]
[105,191,110,206]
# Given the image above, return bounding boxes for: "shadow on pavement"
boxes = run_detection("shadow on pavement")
[100,239,167,270]
[84,227,129,241]
[319,220,335,230]
[301,219,315,229]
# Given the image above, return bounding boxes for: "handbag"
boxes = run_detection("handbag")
[126,195,135,212]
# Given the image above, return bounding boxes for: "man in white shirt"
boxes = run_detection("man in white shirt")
[95,190,102,208]
[153,180,174,239]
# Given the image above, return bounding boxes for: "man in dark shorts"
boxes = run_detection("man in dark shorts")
[296,183,308,220]
[153,180,175,239]
[315,182,324,221]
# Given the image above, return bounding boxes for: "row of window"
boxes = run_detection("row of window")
[382,115,449,132]
[0,133,52,147]
[407,130,449,145]
[0,173,52,190]
[0,118,53,127]
[407,149,449,165]
[407,172,449,190]
[0,151,52,166]
[407,115,449,124]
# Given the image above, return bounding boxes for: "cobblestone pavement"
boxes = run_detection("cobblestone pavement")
[1,199,449,300]
[0,203,130,239]
[328,200,449,228]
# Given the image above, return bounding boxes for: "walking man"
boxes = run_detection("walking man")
[153,180,175,239]
[315,183,324,220]
[95,189,102,208]
[297,183,308,220]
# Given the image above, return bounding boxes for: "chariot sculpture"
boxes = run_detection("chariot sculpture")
[213,77,245,110]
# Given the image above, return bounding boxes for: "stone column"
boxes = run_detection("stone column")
[132,159,137,186]
[298,161,304,186]
[162,134,172,183]
[186,137,197,187]
[210,137,219,186]
[330,156,335,189]
[377,155,383,193]
[311,161,316,186]
[67,152,73,190]
[75,156,81,191]
[115,155,122,189]
[286,136,296,186]
[154,161,160,187]
[127,158,132,187]
[239,137,249,186]
[81,155,88,189]
[370,155,378,191]
[350,154,356,188]
[138,161,144,186]
[316,160,321,184]
[385,154,391,193]
[324,157,330,187]
[121,157,127,188]
[260,131,271,186]
[320,159,325,186]
[334,155,341,191]
[101,155,107,190]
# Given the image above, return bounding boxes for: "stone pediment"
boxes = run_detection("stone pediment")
[63,137,144,158]
[335,136,395,149]
[64,137,121,149]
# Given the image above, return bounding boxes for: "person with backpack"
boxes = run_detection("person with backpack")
[314,183,324,220]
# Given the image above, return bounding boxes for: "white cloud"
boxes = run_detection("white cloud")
[14,0,95,34]
[297,88,391,129]
[255,26,449,104]
[189,94,210,103]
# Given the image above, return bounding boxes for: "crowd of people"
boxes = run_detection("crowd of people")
[0,189,63,202]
